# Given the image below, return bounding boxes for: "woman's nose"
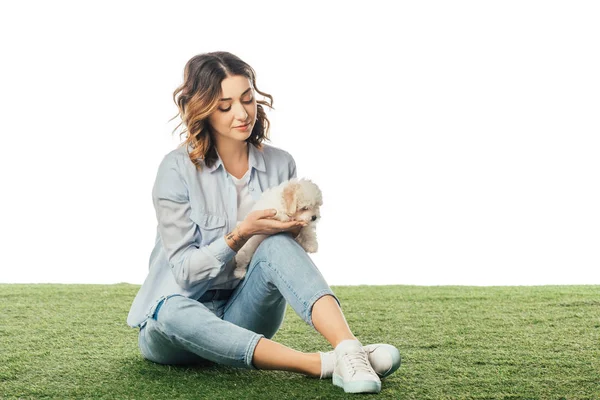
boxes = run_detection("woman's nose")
[233,102,248,121]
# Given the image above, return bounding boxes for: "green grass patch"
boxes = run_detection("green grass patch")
[0,284,598,399]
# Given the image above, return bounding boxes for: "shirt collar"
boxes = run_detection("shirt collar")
[248,143,266,173]
[206,143,266,174]
[206,152,223,173]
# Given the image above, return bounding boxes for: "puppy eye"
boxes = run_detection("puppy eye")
[301,207,309,211]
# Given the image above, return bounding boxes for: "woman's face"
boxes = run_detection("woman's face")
[207,74,257,145]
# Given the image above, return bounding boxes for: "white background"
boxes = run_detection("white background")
[1,1,598,286]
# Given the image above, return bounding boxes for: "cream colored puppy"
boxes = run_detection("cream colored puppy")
[234,178,322,279]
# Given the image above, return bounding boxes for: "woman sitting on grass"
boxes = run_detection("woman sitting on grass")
[127,51,400,394]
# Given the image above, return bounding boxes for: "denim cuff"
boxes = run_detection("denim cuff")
[305,289,341,329]
[244,333,265,369]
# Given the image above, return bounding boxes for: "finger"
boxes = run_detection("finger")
[267,221,293,231]
[259,209,278,219]
[283,221,304,230]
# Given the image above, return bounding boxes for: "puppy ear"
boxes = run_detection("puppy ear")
[283,183,298,215]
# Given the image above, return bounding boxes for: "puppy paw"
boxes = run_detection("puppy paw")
[233,267,247,279]
[274,210,290,222]
[304,242,318,253]
[235,254,250,270]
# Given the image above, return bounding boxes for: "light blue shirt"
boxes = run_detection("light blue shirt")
[127,143,297,328]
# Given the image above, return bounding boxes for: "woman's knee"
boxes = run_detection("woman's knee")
[139,322,209,366]
[254,233,302,259]
[262,232,297,247]
[154,295,213,332]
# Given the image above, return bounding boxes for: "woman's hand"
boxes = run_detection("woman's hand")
[238,209,307,238]
[288,224,303,238]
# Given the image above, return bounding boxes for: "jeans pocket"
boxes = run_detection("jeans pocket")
[146,294,183,322]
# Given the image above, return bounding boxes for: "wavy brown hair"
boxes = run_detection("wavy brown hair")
[170,52,274,170]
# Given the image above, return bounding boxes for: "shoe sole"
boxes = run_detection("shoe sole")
[333,374,382,393]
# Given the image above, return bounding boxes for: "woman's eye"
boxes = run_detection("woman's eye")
[218,97,253,112]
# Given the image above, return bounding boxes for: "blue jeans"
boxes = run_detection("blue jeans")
[138,233,339,369]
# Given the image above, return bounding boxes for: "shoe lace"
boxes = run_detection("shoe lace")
[345,350,372,376]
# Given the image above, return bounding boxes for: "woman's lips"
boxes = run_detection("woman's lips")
[234,123,250,130]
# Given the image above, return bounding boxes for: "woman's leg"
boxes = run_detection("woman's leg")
[222,233,359,373]
[137,233,350,374]
[139,234,389,392]
[311,295,357,347]
[138,295,264,369]
[251,337,322,376]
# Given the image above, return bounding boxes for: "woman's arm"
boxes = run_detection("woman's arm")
[153,158,237,290]
[224,226,250,252]
[224,209,306,251]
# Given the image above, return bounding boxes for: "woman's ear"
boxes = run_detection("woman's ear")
[283,183,298,215]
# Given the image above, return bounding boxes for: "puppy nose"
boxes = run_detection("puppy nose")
[311,215,317,221]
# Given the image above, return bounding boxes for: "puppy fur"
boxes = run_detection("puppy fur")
[234,178,322,279]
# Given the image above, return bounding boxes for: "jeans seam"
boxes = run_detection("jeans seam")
[138,325,154,360]
[259,259,309,321]
[222,269,255,315]
[222,257,281,315]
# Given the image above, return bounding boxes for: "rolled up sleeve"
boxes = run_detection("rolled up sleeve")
[152,158,236,290]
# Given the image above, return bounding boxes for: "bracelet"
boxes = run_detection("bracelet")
[226,227,247,248]
[236,226,248,241]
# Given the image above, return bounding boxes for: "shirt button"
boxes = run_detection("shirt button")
[249,187,254,191]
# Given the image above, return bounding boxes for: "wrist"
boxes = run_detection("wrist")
[237,222,253,238]
[225,225,251,252]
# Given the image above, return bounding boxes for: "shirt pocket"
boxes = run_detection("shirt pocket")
[190,210,227,245]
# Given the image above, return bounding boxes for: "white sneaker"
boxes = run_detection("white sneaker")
[320,343,401,379]
[363,344,401,378]
[332,340,381,393]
